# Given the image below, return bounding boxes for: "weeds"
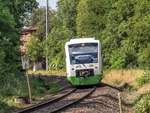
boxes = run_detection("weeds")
[136,71,150,86]
[134,93,150,113]
[102,69,144,87]
[0,77,62,113]
[30,77,62,96]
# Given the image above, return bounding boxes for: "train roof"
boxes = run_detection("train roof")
[66,38,99,45]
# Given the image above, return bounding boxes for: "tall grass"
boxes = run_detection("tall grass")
[134,93,150,113]
[136,71,150,86]
[28,69,66,76]
[102,69,144,86]
[0,77,62,113]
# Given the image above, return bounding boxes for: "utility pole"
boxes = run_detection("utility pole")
[46,0,49,70]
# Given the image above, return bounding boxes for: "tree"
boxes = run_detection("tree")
[0,0,38,96]
[101,0,135,68]
[45,26,72,67]
[27,35,44,71]
[3,0,38,27]
[27,36,43,62]
[43,0,77,68]
[57,0,78,35]
[30,8,54,40]
[26,7,55,70]
[76,0,112,37]
[27,0,150,70]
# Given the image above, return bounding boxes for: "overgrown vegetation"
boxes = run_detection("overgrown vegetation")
[1,0,150,112]
[0,101,14,113]
[0,77,61,113]
[134,93,150,113]
[30,77,61,96]
[28,69,66,76]
[103,69,150,112]
[0,0,46,112]
[136,71,150,86]
[27,1,150,111]
[28,0,150,70]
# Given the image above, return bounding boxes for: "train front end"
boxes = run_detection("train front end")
[65,38,102,86]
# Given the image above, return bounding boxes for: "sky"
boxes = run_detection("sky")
[36,0,58,10]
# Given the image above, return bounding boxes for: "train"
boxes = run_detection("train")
[65,38,102,86]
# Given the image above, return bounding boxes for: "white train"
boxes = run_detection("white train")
[65,38,102,86]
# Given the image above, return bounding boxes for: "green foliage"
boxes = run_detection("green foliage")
[30,77,61,96]
[27,36,44,62]
[28,0,150,70]
[0,100,14,113]
[110,50,125,69]
[47,82,61,94]
[76,0,111,37]
[57,0,78,35]
[42,0,76,67]
[134,93,150,113]
[30,8,53,40]
[136,71,150,86]
[45,26,73,66]
[2,0,38,27]
[30,77,47,96]
[0,0,38,112]
[100,0,150,69]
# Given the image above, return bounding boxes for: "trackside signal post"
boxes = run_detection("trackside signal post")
[21,55,32,103]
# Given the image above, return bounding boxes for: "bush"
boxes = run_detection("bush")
[0,101,13,113]
[30,77,47,96]
[47,82,61,94]
[134,93,150,113]
[136,71,150,86]
[30,77,62,96]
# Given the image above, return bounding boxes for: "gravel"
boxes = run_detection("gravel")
[61,85,132,113]
[28,75,132,113]
[31,88,94,113]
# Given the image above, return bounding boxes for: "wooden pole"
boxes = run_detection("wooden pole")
[21,55,32,103]
[118,92,123,113]
[26,70,32,103]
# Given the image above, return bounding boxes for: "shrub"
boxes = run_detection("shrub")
[0,101,12,113]
[30,77,47,96]
[136,71,150,86]
[134,93,150,113]
[30,77,62,96]
[47,82,61,94]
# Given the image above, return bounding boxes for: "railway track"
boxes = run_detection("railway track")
[16,87,96,113]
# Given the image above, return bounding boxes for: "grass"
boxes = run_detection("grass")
[47,82,62,94]
[102,69,150,94]
[0,76,62,113]
[134,92,150,113]
[0,101,14,113]
[30,77,62,97]
[2,69,149,113]
[136,71,150,87]
[102,69,144,87]
[102,69,150,113]
[28,69,66,76]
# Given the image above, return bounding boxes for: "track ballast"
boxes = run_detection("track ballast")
[16,87,96,113]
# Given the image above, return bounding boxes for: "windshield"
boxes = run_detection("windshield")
[69,43,98,64]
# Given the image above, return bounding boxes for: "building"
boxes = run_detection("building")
[20,26,36,55]
[20,26,45,71]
